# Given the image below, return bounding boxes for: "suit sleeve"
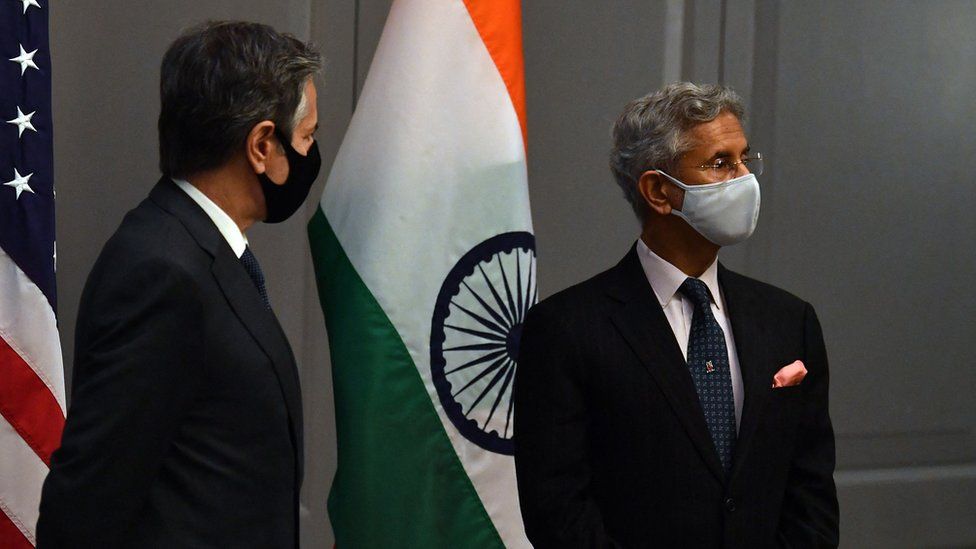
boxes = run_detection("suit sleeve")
[777,303,840,548]
[514,304,619,549]
[37,256,205,548]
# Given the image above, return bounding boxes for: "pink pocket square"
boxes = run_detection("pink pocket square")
[772,360,807,388]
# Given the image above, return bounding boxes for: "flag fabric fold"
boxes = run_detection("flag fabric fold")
[1,2,65,548]
[309,0,533,546]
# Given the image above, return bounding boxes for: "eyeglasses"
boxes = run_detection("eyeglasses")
[688,153,764,182]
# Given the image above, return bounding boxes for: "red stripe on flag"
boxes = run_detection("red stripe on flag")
[0,507,33,549]
[0,335,65,466]
[462,0,528,148]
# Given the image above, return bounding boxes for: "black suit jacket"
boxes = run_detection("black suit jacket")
[37,179,303,548]
[514,247,838,548]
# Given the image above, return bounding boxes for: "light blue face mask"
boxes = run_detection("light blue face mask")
[657,171,761,246]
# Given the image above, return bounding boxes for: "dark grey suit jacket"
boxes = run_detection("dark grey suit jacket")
[514,246,839,548]
[37,179,303,548]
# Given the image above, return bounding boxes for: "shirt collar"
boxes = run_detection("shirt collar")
[635,239,723,310]
[173,178,249,258]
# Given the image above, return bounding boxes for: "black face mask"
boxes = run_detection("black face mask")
[258,130,322,224]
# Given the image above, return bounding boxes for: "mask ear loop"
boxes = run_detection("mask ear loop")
[273,127,295,155]
[661,172,698,237]
[656,170,751,191]
[654,170,692,190]
[645,170,689,216]
[274,126,319,160]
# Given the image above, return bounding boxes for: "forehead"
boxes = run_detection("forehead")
[684,111,747,158]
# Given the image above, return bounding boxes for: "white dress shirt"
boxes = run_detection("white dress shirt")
[636,239,744,429]
[173,178,248,259]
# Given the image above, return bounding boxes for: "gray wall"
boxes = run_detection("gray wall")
[51,1,975,548]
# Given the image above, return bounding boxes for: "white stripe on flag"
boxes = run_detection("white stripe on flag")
[0,248,66,414]
[321,0,531,545]
[0,414,49,545]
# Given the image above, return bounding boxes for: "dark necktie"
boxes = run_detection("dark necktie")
[240,247,271,310]
[679,277,736,474]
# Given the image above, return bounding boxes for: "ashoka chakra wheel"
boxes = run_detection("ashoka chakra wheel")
[430,232,536,455]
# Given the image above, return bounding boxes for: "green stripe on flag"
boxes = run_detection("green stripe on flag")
[308,208,505,548]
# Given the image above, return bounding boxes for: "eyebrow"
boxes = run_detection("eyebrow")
[708,144,751,160]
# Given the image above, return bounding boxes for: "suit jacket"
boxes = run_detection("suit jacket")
[37,179,303,548]
[514,246,838,549]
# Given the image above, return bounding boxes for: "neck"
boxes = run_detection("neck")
[641,215,720,278]
[184,156,263,233]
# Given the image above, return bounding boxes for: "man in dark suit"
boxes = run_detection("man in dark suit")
[514,83,839,548]
[37,22,322,548]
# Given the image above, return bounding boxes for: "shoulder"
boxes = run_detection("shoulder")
[719,266,824,345]
[720,266,812,313]
[105,196,207,270]
[525,265,617,329]
[84,197,209,305]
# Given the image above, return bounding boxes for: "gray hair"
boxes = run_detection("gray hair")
[158,21,322,178]
[291,86,311,134]
[609,82,744,219]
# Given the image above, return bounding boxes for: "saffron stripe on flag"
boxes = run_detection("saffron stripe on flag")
[0,336,64,465]
[0,414,50,547]
[315,0,533,545]
[461,0,527,144]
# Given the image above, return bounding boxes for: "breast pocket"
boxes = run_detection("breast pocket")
[767,384,805,436]
[770,385,803,397]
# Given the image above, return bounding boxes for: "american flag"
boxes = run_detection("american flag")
[1,1,66,547]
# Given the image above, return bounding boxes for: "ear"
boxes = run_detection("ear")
[637,170,682,215]
[245,120,278,175]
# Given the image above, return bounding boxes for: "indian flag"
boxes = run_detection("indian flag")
[308,0,533,547]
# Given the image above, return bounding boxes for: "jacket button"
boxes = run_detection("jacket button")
[724,497,736,512]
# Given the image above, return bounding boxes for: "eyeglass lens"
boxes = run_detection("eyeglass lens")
[709,156,764,181]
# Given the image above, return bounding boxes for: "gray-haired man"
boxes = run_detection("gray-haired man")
[37,21,321,548]
[514,83,839,548]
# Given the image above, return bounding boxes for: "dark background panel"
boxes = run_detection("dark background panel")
[50,1,976,547]
[522,1,670,295]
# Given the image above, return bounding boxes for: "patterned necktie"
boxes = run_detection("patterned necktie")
[679,277,736,474]
[240,247,271,310]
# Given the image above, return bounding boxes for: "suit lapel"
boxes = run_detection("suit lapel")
[608,247,726,483]
[149,179,303,458]
[719,265,773,481]
[211,248,303,452]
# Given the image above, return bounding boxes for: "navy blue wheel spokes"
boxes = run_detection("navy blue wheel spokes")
[430,232,536,455]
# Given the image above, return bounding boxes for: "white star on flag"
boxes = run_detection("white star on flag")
[9,44,39,75]
[7,106,36,137]
[19,0,41,14]
[4,168,35,199]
